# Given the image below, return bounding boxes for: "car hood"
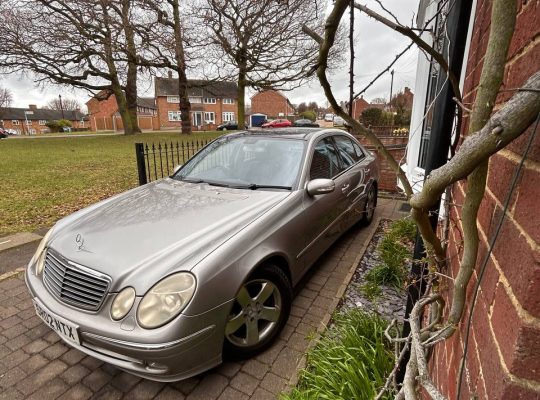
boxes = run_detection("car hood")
[48,178,290,292]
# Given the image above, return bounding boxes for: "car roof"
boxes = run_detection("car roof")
[223,128,350,141]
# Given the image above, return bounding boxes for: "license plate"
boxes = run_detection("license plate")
[33,299,80,345]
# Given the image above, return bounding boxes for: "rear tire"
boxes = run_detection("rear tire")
[361,184,377,225]
[223,264,292,360]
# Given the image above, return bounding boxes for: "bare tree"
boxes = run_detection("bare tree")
[0,87,13,108]
[303,0,540,398]
[371,96,387,104]
[196,0,327,127]
[0,0,143,134]
[44,97,81,111]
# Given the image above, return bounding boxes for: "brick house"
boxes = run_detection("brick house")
[86,91,157,132]
[351,96,370,120]
[405,0,540,398]
[155,76,238,130]
[251,90,295,119]
[0,104,87,134]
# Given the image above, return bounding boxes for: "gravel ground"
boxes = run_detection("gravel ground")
[339,219,409,322]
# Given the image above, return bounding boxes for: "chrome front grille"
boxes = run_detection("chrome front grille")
[43,249,111,311]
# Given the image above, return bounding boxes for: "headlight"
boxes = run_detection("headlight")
[110,287,136,320]
[137,272,196,329]
[30,228,54,275]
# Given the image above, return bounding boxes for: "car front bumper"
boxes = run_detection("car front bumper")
[25,269,232,382]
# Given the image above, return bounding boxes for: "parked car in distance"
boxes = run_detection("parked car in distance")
[0,129,8,139]
[333,116,345,126]
[217,121,248,131]
[26,129,378,382]
[261,119,292,128]
[293,119,320,128]
[324,113,334,122]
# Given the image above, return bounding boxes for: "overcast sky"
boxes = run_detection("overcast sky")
[1,0,419,110]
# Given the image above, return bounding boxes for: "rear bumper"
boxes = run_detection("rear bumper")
[26,269,232,381]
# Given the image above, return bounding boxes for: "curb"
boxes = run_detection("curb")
[0,267,25,282]
[288,217,382,389]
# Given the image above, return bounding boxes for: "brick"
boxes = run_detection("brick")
[16,360,68,395]
[26,324,50,340]
[57,384,92,400]
[0,315,23,330]
[270,348,302,379]
[292,295,312,309]
[60,364,91,385]
[186,373,227,400]
[154,387,186,400]
[241,358,268,380]
[0,366,27,389]
[43,331,61,344]
[2,349,29,369]
[3,324,27,340]
[42,342,69,360]
[60,348,86,365]
[230,371,259,395]
[260,372,287,395]
[501,383,540,400]
[111,371,141,392]
[256,339,285,365]
[92,384,123,400]
[79,355,103,369]
[23,338,49,354]
[217,387,249,400]
[0,388,25,400]
[19,354,49,375]
[172,377,200,395]
[251,387,275,400]
[4,334,31,351]
[82,369,111,391]
[125,380,165,400]
[513,167,540,244]
[26,378,68,400]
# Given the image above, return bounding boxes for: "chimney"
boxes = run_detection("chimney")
[29,104,37,110]
[168,71,173,79]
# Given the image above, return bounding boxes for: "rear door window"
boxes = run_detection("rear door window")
[309,138,343,179]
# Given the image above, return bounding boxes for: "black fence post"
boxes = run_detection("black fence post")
[135,142,147,186]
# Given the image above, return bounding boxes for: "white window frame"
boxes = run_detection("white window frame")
[167,96,180,103]
[203,98,216,104]
[25,120,32,126]
[39,120,46,126]
[168,111,181,121]
[12,120,20,125]
[222,112,235,122]
[223,98,234,104]
[204,112,215,124]
[189,97,202,104]
[28,128,36,134]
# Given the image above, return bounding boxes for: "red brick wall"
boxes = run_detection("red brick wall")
[251,90,294,118]
[156,97,236,130]
[355,134,408,192]
[430,1,540,398]
[2,117,86,134]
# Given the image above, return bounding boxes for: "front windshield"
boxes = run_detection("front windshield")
[175,136,306,189]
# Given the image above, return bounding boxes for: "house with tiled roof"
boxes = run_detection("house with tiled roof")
[0,104,87,134]
[155,74,238,130]
[86,91,157,131]
[251,90,295,119]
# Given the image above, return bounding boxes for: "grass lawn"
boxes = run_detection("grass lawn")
[0,131,223,236]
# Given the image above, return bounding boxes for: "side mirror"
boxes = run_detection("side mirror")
[306,179,335,196]
[172,164,183,174]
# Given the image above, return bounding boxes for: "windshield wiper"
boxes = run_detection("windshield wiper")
[178,177,234,188]
[240,184,292,190]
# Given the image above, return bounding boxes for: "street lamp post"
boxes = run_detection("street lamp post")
[59,94,65,119]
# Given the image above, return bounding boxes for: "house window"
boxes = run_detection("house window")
[189,97,202,104]
[223,98,234,104]
[203,98,216,104]
[204,112,215,124]
[222,112,235,122]
[25,120,32,125]
[167,96,180,103]
[12,120,20,125]
[39,120,46,125]
[168,111,182,121]
[28,128,36,135]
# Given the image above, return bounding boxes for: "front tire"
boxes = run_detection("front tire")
[223,264,292,360]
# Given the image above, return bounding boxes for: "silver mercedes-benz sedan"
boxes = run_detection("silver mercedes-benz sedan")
[26,128,379,381]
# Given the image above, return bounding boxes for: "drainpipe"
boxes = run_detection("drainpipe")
[397,0,472,383]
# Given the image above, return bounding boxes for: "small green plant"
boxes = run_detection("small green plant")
[282,310,394,400]
[299,110,317,121]
[361,218,415,298]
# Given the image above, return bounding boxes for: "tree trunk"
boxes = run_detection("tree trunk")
[237,68,247,128]
[122,0,141,134]
[113,83,134,135]
[171,0,191,135]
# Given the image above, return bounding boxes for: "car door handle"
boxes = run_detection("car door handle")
[341,183,350,193]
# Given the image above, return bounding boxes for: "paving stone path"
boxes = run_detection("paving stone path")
[0,198,406,399]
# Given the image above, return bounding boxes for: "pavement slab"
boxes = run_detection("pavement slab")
[0,199,408,399]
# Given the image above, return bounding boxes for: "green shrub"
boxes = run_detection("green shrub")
[282,310,394,400]
[360,107,383,126]
[45,119,72,132]
[299,110,317,121]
